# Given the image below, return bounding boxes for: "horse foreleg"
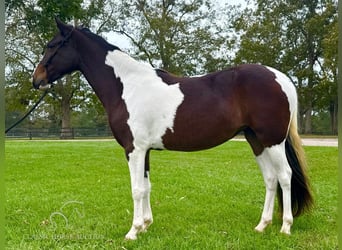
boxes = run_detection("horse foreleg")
[255,149,277,232]
[142,171,153,232]
[125,148,147,240]
[141,150,153,232]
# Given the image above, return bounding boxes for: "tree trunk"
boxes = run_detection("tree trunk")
[304,107,312,134]
[59,76,74,139]
[330,100,338,135]
[60,97,73,139]
[298,112,304,134]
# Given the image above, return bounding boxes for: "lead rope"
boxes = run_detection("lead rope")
[5,90,49,134]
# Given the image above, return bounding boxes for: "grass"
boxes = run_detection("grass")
[5,140,337,249]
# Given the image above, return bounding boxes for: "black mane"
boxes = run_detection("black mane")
[78,27,121,51]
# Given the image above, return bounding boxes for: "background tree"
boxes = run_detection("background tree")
[5,0,116,137]
[113,0,236,75]
[318,9,338,134]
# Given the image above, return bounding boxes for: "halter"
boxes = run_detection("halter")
[43,28,75,67]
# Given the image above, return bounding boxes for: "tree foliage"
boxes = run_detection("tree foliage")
[113,0,236,75]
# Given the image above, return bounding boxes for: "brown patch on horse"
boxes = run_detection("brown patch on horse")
[161,68,242,151]
[161,65,290,154]
[235,65,290,149]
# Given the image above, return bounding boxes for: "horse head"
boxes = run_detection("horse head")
[32,18,80,90]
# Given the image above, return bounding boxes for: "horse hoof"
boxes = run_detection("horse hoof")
[280,228,291,235]
[254,227,264,233]
[254,220,271,233]
[125,235,137,241]
[280,221,292,235]
[142,219,153,232]
[125,232,138,241]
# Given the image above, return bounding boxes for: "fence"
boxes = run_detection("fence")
[5,127,113,139]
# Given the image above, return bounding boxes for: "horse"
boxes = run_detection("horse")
[32,18,313,240]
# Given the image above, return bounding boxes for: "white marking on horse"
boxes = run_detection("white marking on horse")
[105,50,184,149]
[105,50,184,239]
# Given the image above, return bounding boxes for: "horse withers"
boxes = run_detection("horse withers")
[32,18,313,240]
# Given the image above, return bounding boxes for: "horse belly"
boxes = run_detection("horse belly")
[161,106,240,151]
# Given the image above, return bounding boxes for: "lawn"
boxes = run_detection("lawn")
[5,140,338,249]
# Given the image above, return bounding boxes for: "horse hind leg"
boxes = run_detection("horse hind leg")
[256,142,293,234]
[245,129,292,234]
[244,129,274,231]
[272,142,293,235]
[254,148,278,232]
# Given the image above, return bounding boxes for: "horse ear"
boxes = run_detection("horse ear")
[55,17,72,36]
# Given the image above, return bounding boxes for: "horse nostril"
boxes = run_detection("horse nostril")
[33,83,40,89]
[32,77,44,89]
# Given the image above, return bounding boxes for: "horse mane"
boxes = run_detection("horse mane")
[78,27,121,51]
[155,69,183,78]
[155,68,183,84]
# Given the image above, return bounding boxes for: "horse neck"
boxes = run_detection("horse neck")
[76,39,122,111]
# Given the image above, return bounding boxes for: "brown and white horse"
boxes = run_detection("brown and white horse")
[32,19,313,240]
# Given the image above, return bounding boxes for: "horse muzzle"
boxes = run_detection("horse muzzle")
[32,63,51,90]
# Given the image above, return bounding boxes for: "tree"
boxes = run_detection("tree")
[5,0,117,137]
[113,0,235,75]
[319,8,338,134]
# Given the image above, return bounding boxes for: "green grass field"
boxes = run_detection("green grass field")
[5,140,337,249]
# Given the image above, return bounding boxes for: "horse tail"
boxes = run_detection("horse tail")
[278,109,314,217]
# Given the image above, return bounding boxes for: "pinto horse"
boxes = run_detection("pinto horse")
[33,19,313,240]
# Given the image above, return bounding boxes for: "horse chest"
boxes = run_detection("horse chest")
[124,83,184,148]
[105,50,184,149]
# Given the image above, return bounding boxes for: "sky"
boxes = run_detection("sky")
[106,0,248,50]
